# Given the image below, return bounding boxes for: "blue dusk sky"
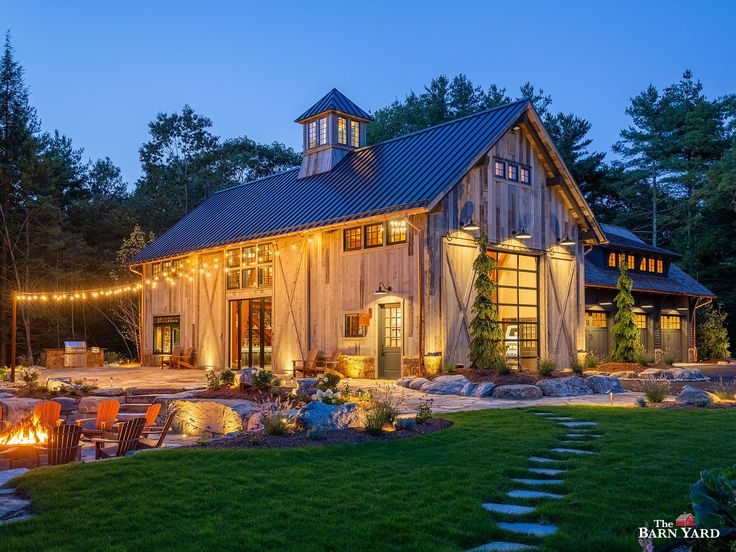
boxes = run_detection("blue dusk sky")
[3,0,735,185]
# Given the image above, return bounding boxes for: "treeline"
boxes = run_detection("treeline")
[2,32,736,362]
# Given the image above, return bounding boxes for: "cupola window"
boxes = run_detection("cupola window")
[319,117,328,146]
[338,117,347,145]
[308,121,317,149]
[351,120,360,147]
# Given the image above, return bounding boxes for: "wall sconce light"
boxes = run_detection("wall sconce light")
[676,306,689,311]
[511,124,521,134]
[599,301,613,307]
[641,304,654,309]
[557,234,575,246]
[374,282,392,295]
[461,220,480,231]
[513,227,532,240]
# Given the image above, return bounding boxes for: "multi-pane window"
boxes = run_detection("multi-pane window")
[319,117,328,145]
[662,315,681,330]
[242,268,256,288]
[656,259,664,273]
[258,243,273,264]
[494,160,505,177]
[364,223,384,248]
[520,167,530,184]
[226,269,241,290]
[162,260,172,277]
[337,117,347,145]
[351,120,360,147]
[171,259,183,277]
[608,252,617,267]
[227,249,241,268]
[258,266,273,287]
[585,312,607,327]
[507,163,519,181]
[343,227,362,251]
[243,246,256,265]
[635,314,647,329]
[308,121,317,149]
[152,263,162,280]
[627,254,635,269]
[387,219,407,244]
[344,313,366,338]
[153,316,180,354]
[648,258,655,272]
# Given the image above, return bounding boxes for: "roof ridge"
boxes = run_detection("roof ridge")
[211,166,300,195]
[358,99,529,150]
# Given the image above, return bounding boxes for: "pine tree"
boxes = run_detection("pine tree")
[610,262,641,362]
[468,234,507,372]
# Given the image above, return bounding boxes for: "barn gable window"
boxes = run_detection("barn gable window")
[506,163,519,181]
[387,219,407,245]
[344,227,362,251]
[364,223,384,248]
[224,242,273,289]
[520,167,530,184]
[494,160,505,178]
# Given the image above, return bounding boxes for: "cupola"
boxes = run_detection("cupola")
[295,88,373,178]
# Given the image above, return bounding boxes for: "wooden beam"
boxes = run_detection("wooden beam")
[578,230,598,241]
[546,175,562,187]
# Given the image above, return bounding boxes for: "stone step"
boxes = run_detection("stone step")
[532,412,554,416]
[468,541,536,551]
[551,448,598,455]
[528,468,566,476]
[127,387,188,396]
[125,394,159,404]
[547,417,573,421]
[528,456,562,464]
[558,421,597,427]
[0,513,32,526]
[559,440,593,445]
[482,502,536,515]
[119,403,152,413]
[507,489,564,500]
[0,468,28,487]
[497,522,557,537]
[565,433,601,439]
[511,478,564,486]
[0,496,31,520]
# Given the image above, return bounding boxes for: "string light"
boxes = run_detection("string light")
[15,282,143,302]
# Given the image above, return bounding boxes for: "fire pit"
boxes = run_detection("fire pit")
[0,414,49,469]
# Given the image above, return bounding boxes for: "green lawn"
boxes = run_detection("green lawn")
[1,407,733,551]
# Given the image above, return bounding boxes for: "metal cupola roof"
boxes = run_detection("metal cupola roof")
[295,88,374,123]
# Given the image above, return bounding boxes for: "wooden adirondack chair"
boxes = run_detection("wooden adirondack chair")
[114,403,161,432]
[35,424,83,466]
[33,401,64,429]
[76,399,120,438]
[93,417,146,460]
[161,347,183,369]
[175,349,197,369]
[292,348,319,377]
[138,412,175,450]
[321,350,342,373]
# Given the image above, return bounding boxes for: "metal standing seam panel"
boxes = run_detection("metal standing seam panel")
[295,88,373,122]
[130,100,529,264]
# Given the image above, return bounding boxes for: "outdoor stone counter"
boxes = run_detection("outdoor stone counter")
[337,355,375,379]
[402,355,442,377]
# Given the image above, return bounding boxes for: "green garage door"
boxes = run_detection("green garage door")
[585,311,608,360]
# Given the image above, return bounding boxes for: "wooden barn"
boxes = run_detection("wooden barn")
[129,89,608,378]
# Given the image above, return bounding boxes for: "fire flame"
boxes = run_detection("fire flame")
[0,414,49,445]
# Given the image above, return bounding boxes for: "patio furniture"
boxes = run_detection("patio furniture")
[113,403,161,432]
[161,347,183,370]
[34,424,83,466]
[320,350,342,373]
[292,348,319,377]
[33,401,64,429]
[92,417,146,460]
[76,399,120,438]
[175,349,197,369]
[137,412,175,450]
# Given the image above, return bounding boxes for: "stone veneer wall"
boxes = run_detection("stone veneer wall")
[401,355,442,377]
[336,355,376,378]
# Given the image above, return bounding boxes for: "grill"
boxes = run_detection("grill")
[64,341,87,368]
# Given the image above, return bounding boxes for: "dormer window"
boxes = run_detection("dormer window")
[338,117,347,145]
[351,120,360,147]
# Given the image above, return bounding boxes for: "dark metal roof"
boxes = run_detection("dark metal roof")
[586,224,714,297]
[295,88,374,122]
[599,223,680,259]
[130,100,530,264]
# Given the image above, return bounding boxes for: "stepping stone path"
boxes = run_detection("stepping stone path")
[0,468,31,526]
[468,412,604,551]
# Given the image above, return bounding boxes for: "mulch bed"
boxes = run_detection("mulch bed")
[193,418,452,450]
[456,368,567,385]
[594,362,660,374]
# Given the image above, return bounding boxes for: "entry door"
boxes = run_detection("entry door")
[661,315,683,361]
[230,298,272,369]
[378,303,402,378]
[584,312,608,360]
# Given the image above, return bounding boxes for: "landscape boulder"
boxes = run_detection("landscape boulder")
[584,375,625,394]
[46,377,73,392]
[169,399,260,436]
[610,371,639,379]
[92,387,126,397]
[0,398,41,425]
[675,385,712,407]
[153,390,197,412]
[78,396,124,414]
[666,367,707,381]
[295,378,319,398]
[472,382,496,398]
[295,401,359,431]
[408,377,430,391]
[492,384,543,400]
[639,368,673,380]
[396,377,414,388]
[536,376,592,397]
[459,382,478,396]
[422,374,470,395]
[50,397,79,414]
[235,368,258,388]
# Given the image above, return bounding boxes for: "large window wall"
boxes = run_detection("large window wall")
[229,298,272,369]
[488,251,539,370]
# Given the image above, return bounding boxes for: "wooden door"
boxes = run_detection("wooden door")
[378,303,402,378]
[662,315,683,361]
[584,311,608,360]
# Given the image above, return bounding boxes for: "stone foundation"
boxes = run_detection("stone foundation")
[336,355,375,378]
[401,354,442,377]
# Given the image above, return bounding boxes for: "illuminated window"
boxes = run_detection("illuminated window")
[507,163,518,181]
[308,121,317,149]
[319,117,328,145]
[520,167,530,184]
[657,259,664,273]
[243,246,256,265]
[586,311,607,328]
[153,316,180,354]
[337,117,347,145]
[258,243,273,264]
[162,260,172,277]
[387,219,407,245]
[618,253,627,268]
[351,120,360,147]
[648,258,655,272]
[258,266,273,287]
[364,223,384,248]
[662,315,681,330]
[344,313,366,338]
[344,227,362,251]
[226,249,241,268]
[635,314,647,329]
[494,160,505,178]
[152,263,162,280]
[608,252,616,267]
[242,268,256,288]
[640,257,647,271]
[226,269,241,290]
[628,255,635,269]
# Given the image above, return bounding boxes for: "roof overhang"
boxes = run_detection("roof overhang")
[584,282,715,298]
